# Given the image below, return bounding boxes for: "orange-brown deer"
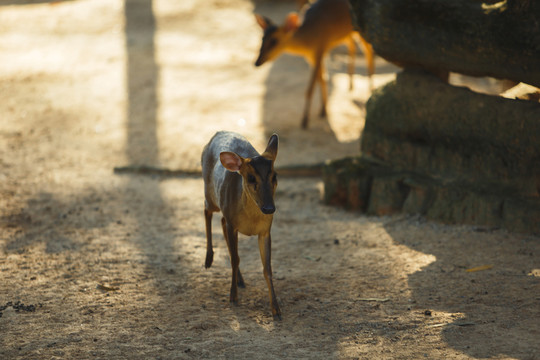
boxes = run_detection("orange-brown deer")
[202,131,281,320]
[255,0,375,129]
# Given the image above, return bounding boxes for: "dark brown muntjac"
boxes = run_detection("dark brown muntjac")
[201,131,281,320]
[255,0,375,129]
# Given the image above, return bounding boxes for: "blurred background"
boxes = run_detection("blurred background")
[0,0,398,176]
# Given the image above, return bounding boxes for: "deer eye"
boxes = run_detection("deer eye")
[268,38,277,49]
[247,174,257,184]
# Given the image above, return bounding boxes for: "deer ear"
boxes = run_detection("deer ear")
[262,134,278,160]
[220,152,243,172]
[284,12,300,32]
[255,14,272,30]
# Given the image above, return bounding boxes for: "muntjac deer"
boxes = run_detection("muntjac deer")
[201,131,281,320]
[255,0,375,129]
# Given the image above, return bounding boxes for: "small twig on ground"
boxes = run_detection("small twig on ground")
[357,298,391,302]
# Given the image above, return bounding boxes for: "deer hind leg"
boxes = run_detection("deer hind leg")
[354,32,375,90]
[302,54,324,129]
[258,233,281,320]
[204,207,214,269]
[318,57,328,118]
[346,36,356,91]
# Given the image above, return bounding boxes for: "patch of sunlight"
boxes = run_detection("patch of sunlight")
[153,0,199,14]
[337,223,437,277]
[373,72,398,88]
[376,225,438,275]
[327,73,364,143]
[482,0,507,14]
[327,72,396,143]
[255,315,276,332]
[229,317,241,332]
[406,252,438,274]
[528,269,540,277]
[448,73,512,95]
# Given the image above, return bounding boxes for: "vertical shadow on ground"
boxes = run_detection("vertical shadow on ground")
[123,0,182,290]
[125,0,158,165]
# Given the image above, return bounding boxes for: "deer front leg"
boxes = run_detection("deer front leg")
[318,58,328,118]
[221,217,245,288]
[222,218,240,304]
[204,208,214,269]
[258,232,281,320]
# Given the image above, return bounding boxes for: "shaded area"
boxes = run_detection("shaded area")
[1,191,118,255]
[383,219,540,359]
[323,70,540,233]
[124,0,159,166]
[121,0,195,335]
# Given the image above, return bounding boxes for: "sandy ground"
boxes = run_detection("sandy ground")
[1,0,539,359]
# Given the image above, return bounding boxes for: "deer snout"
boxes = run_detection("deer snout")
[261,204,275,214]
[255,52,268,67]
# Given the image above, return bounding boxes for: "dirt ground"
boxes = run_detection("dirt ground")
[1,0,539,359]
